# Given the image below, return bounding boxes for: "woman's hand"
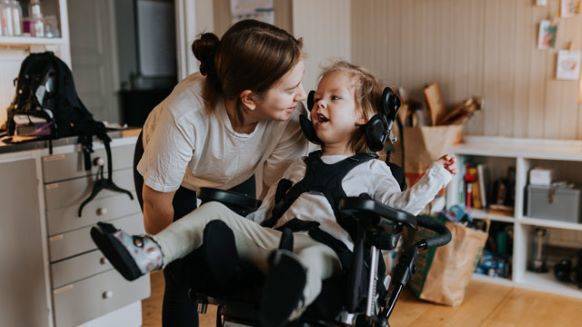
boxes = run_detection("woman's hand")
[438,154,458,175]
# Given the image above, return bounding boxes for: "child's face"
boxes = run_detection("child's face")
[311,71,366,148]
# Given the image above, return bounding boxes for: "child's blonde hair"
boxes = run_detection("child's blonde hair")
[319,61,384,153]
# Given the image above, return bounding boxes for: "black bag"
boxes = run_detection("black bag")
[6,51,111,170]
[5,52,133,216]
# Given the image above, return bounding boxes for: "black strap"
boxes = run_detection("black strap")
[266,151,375,232]
[276,218,353,270]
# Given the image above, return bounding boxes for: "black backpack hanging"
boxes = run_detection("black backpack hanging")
[5,51,133,215]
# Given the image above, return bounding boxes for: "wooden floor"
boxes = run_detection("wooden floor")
[142,271,582,326]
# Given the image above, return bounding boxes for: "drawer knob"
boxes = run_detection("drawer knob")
[94,157,105,167]
[99,257,107,265]
[96,208,108,216]
[102,290,114,299]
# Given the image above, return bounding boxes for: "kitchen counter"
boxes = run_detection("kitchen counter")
[0,129,141,155]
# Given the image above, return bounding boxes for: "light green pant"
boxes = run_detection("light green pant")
[152,201,341,306]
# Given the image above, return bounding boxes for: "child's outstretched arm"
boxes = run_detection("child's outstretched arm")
[373,155,456,215]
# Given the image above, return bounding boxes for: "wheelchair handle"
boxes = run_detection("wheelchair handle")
[338,196,417,228]
[414,215,452,249]
[198,188,262,211]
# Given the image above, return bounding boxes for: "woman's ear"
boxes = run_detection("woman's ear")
[240,90,257,111]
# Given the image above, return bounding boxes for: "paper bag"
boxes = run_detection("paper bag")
[408,219,488,306]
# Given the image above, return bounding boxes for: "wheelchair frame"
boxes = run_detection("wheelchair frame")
[193,189,451,327]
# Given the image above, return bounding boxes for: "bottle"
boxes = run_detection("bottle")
[29,0,43,37]
[11,0,22,36]
[1,0,14,36]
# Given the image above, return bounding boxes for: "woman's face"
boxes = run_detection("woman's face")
[251,60,306,121]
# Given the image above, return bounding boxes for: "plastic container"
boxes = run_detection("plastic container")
[11,0,22,36]
[526,184,581,223]
[29,0,43,37]
[1,0,14,36]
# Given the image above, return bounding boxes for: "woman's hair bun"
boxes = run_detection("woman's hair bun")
[192,33,220,76]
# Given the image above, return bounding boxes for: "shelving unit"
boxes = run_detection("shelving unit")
[0,36,65,46]
[0,0,71,129]
[447,136,582,299]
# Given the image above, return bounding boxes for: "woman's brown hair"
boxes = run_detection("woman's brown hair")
[191,20,303,113]
[319,61,385,153]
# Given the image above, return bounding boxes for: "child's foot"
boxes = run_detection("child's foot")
[259,250,307,327]
[90,221,163,281]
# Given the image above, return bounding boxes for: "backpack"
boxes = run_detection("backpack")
[5,51,111,171]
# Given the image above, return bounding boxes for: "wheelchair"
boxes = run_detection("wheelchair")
[132,133,451,327]
[189,188,451,327]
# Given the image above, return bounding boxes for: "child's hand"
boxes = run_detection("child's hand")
[438,155,457,175]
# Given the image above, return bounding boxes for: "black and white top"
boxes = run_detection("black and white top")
[247,154,452,250]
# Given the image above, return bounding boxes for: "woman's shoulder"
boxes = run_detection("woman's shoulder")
[163,73,209,118]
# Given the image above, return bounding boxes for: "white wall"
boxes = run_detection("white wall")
[292,0,351,91]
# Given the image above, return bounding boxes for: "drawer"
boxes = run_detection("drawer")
[44,169,135,211]
[51,250,112,289]
[47,193,141,236]
[49,214,144,262]
[53,270,150,327]
[42,144,135,183]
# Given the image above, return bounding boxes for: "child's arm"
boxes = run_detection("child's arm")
[373,155,456,215]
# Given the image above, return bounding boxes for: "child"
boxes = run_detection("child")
[91,61,457,327]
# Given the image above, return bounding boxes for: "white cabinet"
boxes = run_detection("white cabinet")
[0,157,51,327]
[0,136,149,326]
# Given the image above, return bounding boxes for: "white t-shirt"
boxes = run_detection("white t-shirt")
[137,73,309,195]
[247,154,452,250]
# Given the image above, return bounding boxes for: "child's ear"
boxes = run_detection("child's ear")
[240,90,257,111]
[355,109,368,126]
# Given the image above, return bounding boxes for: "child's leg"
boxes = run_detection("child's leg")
[293,239,341,307]
[259,235,341,327]
[91,201,282,281]
[153,201,284,268]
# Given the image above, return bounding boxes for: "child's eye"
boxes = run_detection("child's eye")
[331,95,342,100]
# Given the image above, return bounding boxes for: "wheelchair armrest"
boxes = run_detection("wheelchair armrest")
[338,196,416,229]
[199,188,262,216]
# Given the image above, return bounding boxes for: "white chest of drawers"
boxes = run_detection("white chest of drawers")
[0,135,150,327]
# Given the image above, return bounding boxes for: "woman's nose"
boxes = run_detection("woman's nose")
[295,83,307,102]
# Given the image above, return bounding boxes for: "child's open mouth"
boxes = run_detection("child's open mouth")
[317,113,329,123]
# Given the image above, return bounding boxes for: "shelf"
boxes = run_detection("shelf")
[521,217,582,231]
[452,136,582,161]
[0,36,65,47]
[521,271,582,299]
[468,209,515,223]
[472,273,515,287]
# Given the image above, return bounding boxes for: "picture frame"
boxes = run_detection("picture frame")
[537,20,558,50]
[556,50,581,80]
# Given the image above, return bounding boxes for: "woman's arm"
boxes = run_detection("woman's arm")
[142,185,176,234]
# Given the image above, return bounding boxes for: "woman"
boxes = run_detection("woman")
[135,20,309,326]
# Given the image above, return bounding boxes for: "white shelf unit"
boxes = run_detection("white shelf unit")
[0,0,71,128]
[447,136,582,299]
[0,36,65,46]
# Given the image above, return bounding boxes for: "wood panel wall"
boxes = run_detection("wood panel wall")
[293,0,352,90]
[352,0,582,139]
